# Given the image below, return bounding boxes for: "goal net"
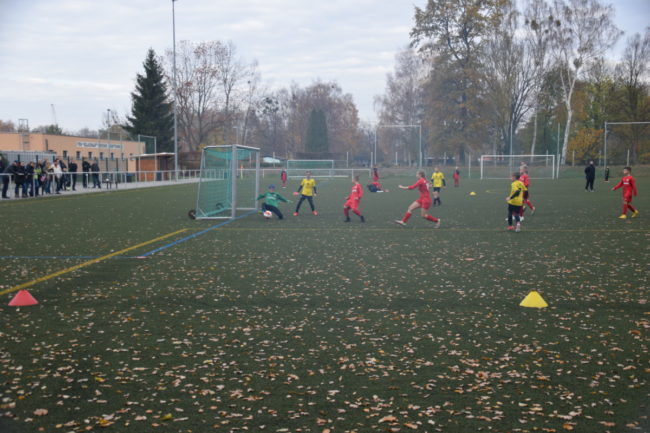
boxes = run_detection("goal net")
[194,145,260,219]
[480,155,556,179]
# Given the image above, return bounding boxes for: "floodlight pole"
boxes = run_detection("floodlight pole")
[172,0,179,181]
[376,124,422,168]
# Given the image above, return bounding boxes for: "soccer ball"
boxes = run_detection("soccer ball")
[263,210,273,219]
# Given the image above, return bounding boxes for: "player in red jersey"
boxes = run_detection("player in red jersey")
[394,171,440,228]
[612,166,639,219]
[519,165,535,219]
[280,169,288,188]
[343,175,365,222]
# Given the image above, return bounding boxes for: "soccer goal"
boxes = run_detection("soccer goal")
[192,145,260,220]
[480,155,556,179]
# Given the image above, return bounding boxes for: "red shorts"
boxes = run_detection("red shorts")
[624,194,633,203]
[416,197,432,210]
[523,191,530,200]
[344,199,359,210]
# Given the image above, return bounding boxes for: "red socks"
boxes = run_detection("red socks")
[353,210,362,217]
[402,212,412,223]
[424,215,439,223]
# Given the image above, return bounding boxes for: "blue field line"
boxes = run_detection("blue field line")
[139,210,258,257]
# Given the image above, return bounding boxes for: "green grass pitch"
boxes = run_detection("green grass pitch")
[0,168,648,433]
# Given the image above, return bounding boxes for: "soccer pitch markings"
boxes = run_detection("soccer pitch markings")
[0,228,188,297]
[0,210,258,298]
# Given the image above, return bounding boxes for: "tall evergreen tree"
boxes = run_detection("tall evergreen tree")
[305,109,329,153]
[125,48,174,152]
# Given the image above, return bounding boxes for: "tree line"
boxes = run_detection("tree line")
[377,0,649,165]
[1,0,647,166]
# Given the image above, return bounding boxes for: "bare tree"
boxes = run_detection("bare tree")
[614,28,650,163]
[215,41,257,144]
[482,4,538,155]
[167,40,222,151]
[239,64,262,146]
[523,0,554,155]
[550,0,621,164]
[374,47,427,164]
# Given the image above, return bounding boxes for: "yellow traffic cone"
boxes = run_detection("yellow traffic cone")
[520,290,548,308]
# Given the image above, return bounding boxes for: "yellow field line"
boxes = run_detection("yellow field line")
[0,228,188,297]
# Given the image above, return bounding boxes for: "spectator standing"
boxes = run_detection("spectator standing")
[584,160,596,192]
[68,160,78,191]
[14,161,26,198]
[1,160,11,199]
[53,160,63,194]
[91,159,101,188]
[24,161,35,197]
[59,159,69,190]
[33,161,42,197]
[44,159,54,194]
[82,158,91,188]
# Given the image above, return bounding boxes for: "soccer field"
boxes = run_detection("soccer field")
[1,169,648,433]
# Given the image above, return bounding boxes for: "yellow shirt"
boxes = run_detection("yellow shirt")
[300,178,317,196]
[431,172,445,188]
[507,180,527,206]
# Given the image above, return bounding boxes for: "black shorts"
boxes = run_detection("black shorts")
[433,187,441,192]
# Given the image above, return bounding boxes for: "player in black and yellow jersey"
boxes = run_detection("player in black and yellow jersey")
[293,171,318,216]
[431,167,445,206]
[506,172,527,232]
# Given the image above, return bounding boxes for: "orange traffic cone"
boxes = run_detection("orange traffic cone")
[8,290,39,307]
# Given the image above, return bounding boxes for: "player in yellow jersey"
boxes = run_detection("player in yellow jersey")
[293,171,318,216]
[506,172,527,232]
[430,167,445,206]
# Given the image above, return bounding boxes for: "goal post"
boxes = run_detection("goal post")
[193,145,260,220]
[480,155,556,179]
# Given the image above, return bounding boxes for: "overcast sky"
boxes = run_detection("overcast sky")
[0,0,648,133]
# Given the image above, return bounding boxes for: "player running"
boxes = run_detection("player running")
[394,171,441,228]
[343,175,365,223]
[519,165,535,219]
[507,172,527,232]
[293,171,317,216]
[612,166,639,219]
[431,166,445,206]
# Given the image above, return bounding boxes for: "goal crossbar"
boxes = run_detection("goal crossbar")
[480,154,556,179]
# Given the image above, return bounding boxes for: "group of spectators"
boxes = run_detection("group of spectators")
[1,158,102,199]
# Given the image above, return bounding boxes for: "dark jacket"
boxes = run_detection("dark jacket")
[14,164,26,185]
[584,164,596,180]
[69,162,78,173]
[91,162,100,173]
[82,161,91,172]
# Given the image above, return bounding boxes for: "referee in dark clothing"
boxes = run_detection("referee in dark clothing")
[584,160,596,192]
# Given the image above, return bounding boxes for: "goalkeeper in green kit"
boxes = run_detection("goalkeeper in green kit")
[256,184,290,220]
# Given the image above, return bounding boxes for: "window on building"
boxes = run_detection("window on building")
[76,151,81,159]
[62,150,68,158]
[88,152,93,159]
[121,153,124,160]
[100,152,104,160]
[110,153,114,160]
